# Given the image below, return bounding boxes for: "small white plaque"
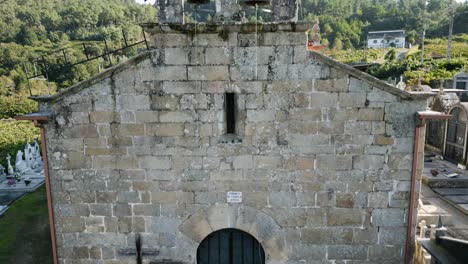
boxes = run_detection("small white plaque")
[227,191,242,203]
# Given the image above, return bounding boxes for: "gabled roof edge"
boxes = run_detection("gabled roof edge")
[308,51,434,100]
[31,51,152,103]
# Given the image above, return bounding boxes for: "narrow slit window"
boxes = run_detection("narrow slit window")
[225,93,236,134]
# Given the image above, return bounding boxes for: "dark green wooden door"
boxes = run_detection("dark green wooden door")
[197,229,265,264]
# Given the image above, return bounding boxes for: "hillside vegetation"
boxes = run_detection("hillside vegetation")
[0,0,156,167]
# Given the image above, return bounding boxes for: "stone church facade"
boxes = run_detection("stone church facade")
[32,2,432,264]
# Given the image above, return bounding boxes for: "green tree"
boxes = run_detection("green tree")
[16,25,37,45]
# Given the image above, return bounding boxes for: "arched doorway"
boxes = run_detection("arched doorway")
[197,228,265,264]
[445,106,468,163]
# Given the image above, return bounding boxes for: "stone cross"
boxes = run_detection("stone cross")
[15,150,27,173]
[6,154,14,175]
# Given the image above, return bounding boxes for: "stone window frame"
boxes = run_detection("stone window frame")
[218,86,245,144]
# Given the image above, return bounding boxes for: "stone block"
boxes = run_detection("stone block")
[262,32,306,46]
[57,216,85,233]
[117,95,150,111]
[345,121,372,135]
[302,228,353,244]
[353,227,378,244]
[90,204,112,216]
[110,124,144,136]
[164,48,189,65]
[163,81,201,94]
[378,227,406,244]
[89,111,119,123]
[316,154,336,170]
[349,77,372,92]
[372,208,405,227]
[139,156,171,170]
[133,204,160,216]
[205,47,231,65]
[338,92,367,108]
[353,155,385,170]
[367,192,389,208]
[193,33,227,47]
[269,192,296,207]
[296,192,315,207]
[368,245,402,260]
[367,88,397,102]
[254,156,282,169]
[315,78,348,92]
[233,155,254,169]
[113,203,131,217]
[146,123,184,136]
[293,92,310,108]
[289,134,329,146]
[327,209,364,226]
[96,192,117,203]
[246,110,276,122]
[336,193,355,208]
[309,93,338,107]
[135,111,159,123]
[150,95,179,110]
[63,124,98,139]
[117,191,140,203]
[93,156,137,170]
[188,66,229,80]
[327,245,368,260]
[159,111,196,122]
[153,66,187,81]
[289,109,321,121]
[188,47,205,64]
[289,244,326,260]
[357,108,384,121]
[374,135,394,145]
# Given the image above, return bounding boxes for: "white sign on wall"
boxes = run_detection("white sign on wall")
[227,191,242,203]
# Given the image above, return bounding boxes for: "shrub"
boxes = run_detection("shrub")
[0,95,38,119]
[0,121,40,170]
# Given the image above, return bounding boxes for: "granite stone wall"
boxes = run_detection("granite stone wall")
[39,24,428,264]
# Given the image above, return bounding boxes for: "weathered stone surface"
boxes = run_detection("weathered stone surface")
[42,25,426,264]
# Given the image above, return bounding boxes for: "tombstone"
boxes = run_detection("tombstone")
[6,154,14,175]
[33,140,40,158]
[32,140,43,172]
[396,76,406,90]
[0,164,6,182]
[15,150,28,173]
[24,142,34,169]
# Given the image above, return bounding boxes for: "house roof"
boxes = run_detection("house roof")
[368,30,405,39]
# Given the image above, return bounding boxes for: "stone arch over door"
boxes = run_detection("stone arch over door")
[178,204,287,262]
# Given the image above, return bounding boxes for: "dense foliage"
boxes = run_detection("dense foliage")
[327,49,385,64]
[0,0,466,95]
[0,121,40,169]
[0,0,156,92]
[0,96,37,119]
[366,37,468,85]
[301,0,467,50]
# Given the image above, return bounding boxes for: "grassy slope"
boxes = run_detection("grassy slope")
[425,34,468,58]
[0,185,52,263]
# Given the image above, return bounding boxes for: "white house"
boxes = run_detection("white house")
[367,30,405,49]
